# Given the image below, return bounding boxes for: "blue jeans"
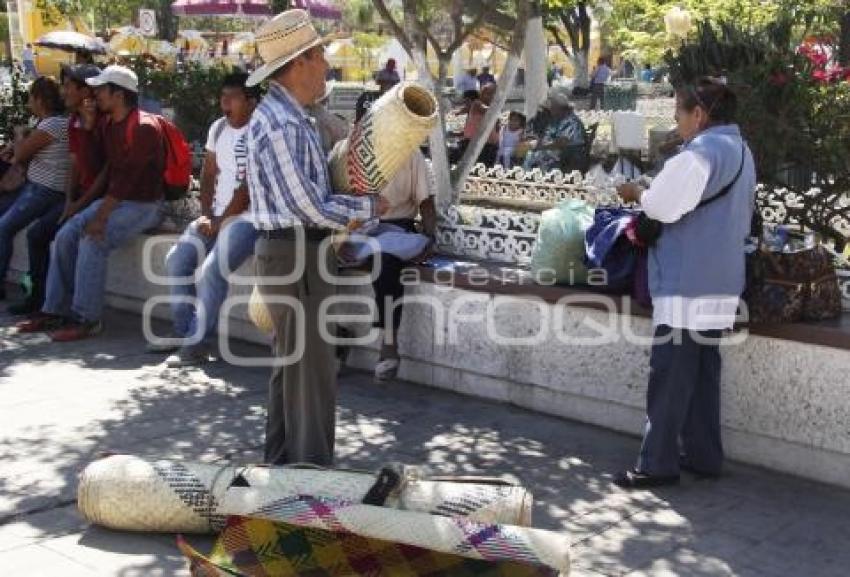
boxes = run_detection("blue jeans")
[0,181,64,286]
[43,199,163,322]
[26,200,65,305]
[165,216,257,341]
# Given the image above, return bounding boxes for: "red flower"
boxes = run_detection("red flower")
[812,69,828,83]
[768,72,789,87]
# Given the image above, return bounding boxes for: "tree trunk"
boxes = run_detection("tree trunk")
[840,11,850,66]
[452,0,529,198]
[155,0,177,41]
[452,52,522,197]
[410,46,453,213]
[573,51,589,88]
[524,14,548,120]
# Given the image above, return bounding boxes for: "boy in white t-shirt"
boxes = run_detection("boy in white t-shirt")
[154,73,261,366]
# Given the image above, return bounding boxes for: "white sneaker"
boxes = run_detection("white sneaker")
[374,358,400,381]
[145,332,186,354]
[165,344,212,368]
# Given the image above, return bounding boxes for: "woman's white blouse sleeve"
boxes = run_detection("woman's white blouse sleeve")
[640,150,711,224]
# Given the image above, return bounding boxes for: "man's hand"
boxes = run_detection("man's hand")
[376,195,390,216]
[617,182,644,204]
[411,240,436,264]
[195,215,217,237]
[59,201,82,224]
[84,215,107,241]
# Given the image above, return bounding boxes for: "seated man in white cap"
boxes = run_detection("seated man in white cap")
[523,90,586,173]
[245,9,388,466]
[18,65,165,341]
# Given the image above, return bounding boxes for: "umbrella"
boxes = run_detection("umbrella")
[171,0,271,17]
[229,32,256,57]
[178,29,209,52]
[35,30,108,55]
[109,27,147,55]
[293,0,341,20]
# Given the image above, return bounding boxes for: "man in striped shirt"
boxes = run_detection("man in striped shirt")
[245,9,388,466]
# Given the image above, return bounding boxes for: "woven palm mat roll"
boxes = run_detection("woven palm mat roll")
[219,496,569,574]
[329,81,437,195]
[77,455,533,533]
[178,515,564,577]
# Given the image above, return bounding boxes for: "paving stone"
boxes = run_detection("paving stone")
[2,307,850,576]
[40,528,190,576]
[0,542,98,575]
[0,504,86,553]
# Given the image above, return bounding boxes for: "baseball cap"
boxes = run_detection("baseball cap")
[86,65,139,93]
[62,64,102,84]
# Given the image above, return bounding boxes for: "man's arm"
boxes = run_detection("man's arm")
[199,151,217,219]
[256,124,375,230]
[213,184,251,232]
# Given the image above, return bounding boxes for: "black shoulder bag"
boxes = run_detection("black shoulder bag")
[635,143,746,246]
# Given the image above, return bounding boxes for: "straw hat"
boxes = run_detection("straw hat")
[247,9,330,87]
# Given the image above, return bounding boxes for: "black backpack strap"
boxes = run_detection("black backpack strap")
[696,141,746,209]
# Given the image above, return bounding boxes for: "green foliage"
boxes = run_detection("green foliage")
[128,58,228,144]
[36,0,176,39]
[342,0,377,31]
[0,69,32,144]
[665,18,850,242]
[600,0,841,65]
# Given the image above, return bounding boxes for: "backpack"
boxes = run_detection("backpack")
[125,110,192,201]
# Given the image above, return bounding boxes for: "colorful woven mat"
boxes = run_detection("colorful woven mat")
[178,516,559,577]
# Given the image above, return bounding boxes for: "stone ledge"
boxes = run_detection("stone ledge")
[5,229,850,489]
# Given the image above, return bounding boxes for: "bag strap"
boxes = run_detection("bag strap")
[213,117,227,149]
[695,141,746,209]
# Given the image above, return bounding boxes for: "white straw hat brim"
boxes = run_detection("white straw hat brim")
[246,36,329,87]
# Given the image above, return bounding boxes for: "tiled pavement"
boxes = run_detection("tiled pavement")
[1,307,848,576]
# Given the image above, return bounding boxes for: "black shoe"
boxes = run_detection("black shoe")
[613,468,680,489]
[679,457,722,479]
[8,298,41,316]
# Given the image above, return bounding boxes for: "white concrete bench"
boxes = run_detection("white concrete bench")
[6,228,850,491]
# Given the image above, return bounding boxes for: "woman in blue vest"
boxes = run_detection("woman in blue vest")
[614,78,756,488]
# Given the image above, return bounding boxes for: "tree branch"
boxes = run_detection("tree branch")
[463,0,517,32]
[453,0,530,196]
[546,23,573,58]
[373,0,414,55]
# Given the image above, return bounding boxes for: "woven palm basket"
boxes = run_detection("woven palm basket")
[248,284,273,334]
[329,81,438,194]
[77,455,533,534]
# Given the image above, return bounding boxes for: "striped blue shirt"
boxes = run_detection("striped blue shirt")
[247,82,374,230]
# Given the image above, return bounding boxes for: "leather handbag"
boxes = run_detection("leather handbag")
[744,243,842,324]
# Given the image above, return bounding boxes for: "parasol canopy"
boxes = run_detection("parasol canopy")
[35,30,108,55]
[229,32,256,57]
[171,0,271,17]
[109,26,146,55]
[293,0,341,20]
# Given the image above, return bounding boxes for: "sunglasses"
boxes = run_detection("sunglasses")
[684,84,720,118]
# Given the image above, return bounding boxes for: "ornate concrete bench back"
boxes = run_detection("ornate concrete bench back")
[460,163,622,210]
[440,165,850,265]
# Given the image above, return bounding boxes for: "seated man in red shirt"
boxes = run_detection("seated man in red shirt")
[18,65,164,340]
